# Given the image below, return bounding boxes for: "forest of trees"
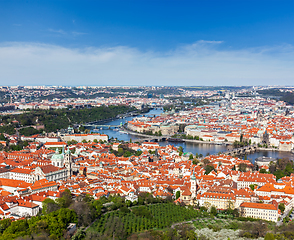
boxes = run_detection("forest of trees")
[0,190,81,240]
[258,89,294,105]
[0,105,135,135]
[266,158,294,180]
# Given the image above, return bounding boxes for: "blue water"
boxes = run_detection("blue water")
[89,108,294,162]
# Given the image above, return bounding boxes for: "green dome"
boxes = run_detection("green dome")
[51,149,64,160]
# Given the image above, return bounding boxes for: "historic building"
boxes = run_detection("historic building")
[239,202,278,222]
[50,147,73,179]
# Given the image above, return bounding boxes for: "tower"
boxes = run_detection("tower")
[64,148,72,178]
[191,171,197,199]
[262,130,270,146]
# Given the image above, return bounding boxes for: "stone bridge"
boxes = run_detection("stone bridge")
[223,144,258,156]
[136,136,169,143]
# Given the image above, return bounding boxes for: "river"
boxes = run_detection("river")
[89,108,294,162]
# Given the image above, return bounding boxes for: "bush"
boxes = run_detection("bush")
[226,222,239,230]
[264,232,275,240]
[241,231,253,238]
[120,207,130,215]
[207,224,221,232]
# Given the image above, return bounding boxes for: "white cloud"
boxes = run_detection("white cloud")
[0,41,293,86]
[72,31,87,36]
[48,29,67,35]
[48,29,87,38]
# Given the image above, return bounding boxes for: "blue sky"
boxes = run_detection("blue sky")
[0,0,294,86]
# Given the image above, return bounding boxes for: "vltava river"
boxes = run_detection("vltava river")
[89,108,294,162]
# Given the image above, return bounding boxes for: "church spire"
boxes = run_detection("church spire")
[191,171,196,180]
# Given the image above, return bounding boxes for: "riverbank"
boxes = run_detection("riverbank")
[257,147,294,153]
[121,127,156,138]
[257,147,278,151]
[184,139,229,145]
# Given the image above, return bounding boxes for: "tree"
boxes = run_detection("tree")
[274,169,284,180]
[204,165,215,175]
[135,150,142,156]
[240,134,243,143]
[277,158,291,170]
[176,191,180,200]
[284,162,294,176]
[178,146,183,154]
[259,168,267,174]
[238,163,248,172]
[232,208,239,217]
[202,158,210,166]
[192,159,199,165]
[251,221,268,238]
[264,233,275,240]
[249,184,257,191]
[189,154,193,160]
[269,162,276,173]
[92,200,103,217]
[0,133,6,141]
[56,189,73,208]
[42,198,60,214]
[0,218,12,234]
[279,203,285,214]
[210,206,217,216]
[69,201,92,227]
[117,148,124,156]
